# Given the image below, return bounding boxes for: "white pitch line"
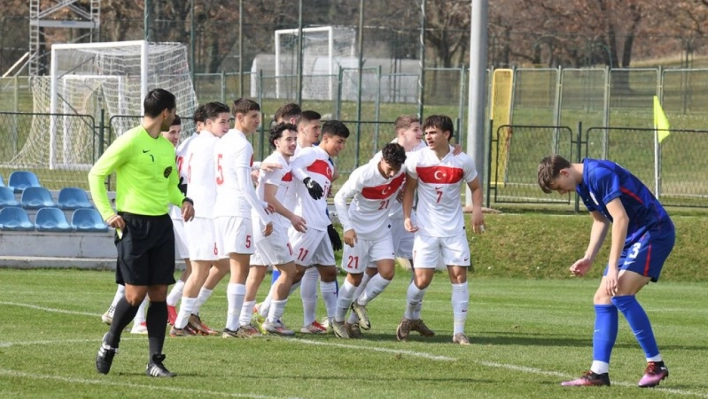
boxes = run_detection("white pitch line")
[294,338,456,361]
[0,369,304,399]
[477,361,708,398]
[0,301,99,317]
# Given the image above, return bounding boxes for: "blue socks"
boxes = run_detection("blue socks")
[612,295,660,358]
[592,304,618,363]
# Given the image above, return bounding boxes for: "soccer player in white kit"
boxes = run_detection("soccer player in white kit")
[171,102,232,337]
[215,98,273,338]
[331,143,407,338]
[166,109,202,326]
[397,115,485,345]
[288,120,349,332]
[242,123,306,336]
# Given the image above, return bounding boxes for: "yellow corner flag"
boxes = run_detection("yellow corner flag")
[653,96,670,143]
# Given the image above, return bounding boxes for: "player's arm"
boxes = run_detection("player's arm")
[235,163,271,224]
[604,197,629,294]
[466,176,485,233]
[264,182,306,232]
[333,171,362,246]
[290,150,323,199]
[88,136,131,223]
[570,210,610,277]
[402,172,418,232]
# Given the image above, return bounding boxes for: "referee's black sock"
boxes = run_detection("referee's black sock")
[147,300,168,359]
[106,297,140,348]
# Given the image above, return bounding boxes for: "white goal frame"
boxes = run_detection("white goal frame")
[275,26,342,99]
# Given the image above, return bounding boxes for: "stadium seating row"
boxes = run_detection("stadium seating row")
[0,206,108,232]
[0,170,42,193]
[0,186,94,210]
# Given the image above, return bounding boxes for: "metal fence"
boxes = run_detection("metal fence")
[489,124,708,209]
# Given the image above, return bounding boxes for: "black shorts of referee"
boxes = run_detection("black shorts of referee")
[115,212,176,286]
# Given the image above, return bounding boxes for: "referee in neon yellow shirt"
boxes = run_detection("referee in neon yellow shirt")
[89,89,195,378]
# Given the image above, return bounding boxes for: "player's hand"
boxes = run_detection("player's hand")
[250,169,260,184]
[470,209,485,234]
[452,144,463,155]
[327,224,343,251]
[290,215,307,233]
[260,162,283,172]
[404,217,418,232]
[265,203,276,214]
[106,214,125,229]
[263,221,273,237]
[303,177,323,200]
[604,268,619,296]
[569,258,592,277]
[181,201,195,222]
[343,229,357,247]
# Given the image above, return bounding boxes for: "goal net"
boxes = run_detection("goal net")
[274,26,356,100]
[12,40,197,170]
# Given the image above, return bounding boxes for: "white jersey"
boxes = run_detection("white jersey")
[170,132,198,220]
[334,160,406,240]
[406,145,477,237]
[371,140,427,220]
[185,131,219,218]
[255,151,292,226]
[213,129,270,223]
[290,145,333,231]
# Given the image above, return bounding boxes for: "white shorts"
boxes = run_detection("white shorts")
[412,232,470,269]
[390,217,414,259]
[215,216,254,258]
[184,217,218,261]
[342,235,395,275]
[288,227,335,267]
[172,218,190,260]
[252,219,294,266]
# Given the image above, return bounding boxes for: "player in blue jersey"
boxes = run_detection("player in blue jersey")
[538,155,674,388]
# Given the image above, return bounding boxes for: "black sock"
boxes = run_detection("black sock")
[147,300,168,361]
[106,297,140,348]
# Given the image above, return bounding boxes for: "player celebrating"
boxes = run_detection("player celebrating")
[215,98,273,338]
[170,102,231,337]
[331,143,407,338]
[538,155,674,388]
[398,115,485,345]
[244,123,305,336]
[288,120,349,332]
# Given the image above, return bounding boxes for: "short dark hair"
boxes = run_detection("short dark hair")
[143,88,176,118]
[537,155,572,194]
[203,101,231,120]
[172,115,181,126]
[193,104,206,123]
[274,103,302,123]
[422,115,454,141]
[269,123,298,149]
[321,120,350,138]
[299,110,321,125]
[381,143,407,170]
[232,98,260,116]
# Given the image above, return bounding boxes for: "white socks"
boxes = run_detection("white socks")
[300,268,319,326]
[404,282,426,320]
[192,287,213,315]
[358,274,391,306]
[320,280,338,321]
[166,280,185,306]
[240,300,255,327]
[335,280,357,322]
[225,283,246,331]
[451,282,468,335]
[267,299,288,323]
[175,297,196,329]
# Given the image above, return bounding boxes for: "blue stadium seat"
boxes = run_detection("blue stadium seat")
[0,186,20,208]
[71,208,108,232]
[57,187,93,210]
[35,207,73,232]
[21,186,57,209]
[8,170,41,193]
[0,206,34,231]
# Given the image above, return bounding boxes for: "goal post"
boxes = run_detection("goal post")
[12,40,197,171]
[274,26,356,100]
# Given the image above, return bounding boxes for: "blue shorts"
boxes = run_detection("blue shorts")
[603,229,675,282]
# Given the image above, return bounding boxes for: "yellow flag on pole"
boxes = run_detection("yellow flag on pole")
[653,96,670,143]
